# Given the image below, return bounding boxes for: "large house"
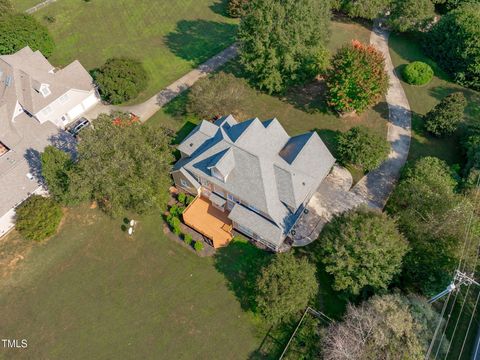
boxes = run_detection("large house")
[0,47,99,236]
[172,115,335,252]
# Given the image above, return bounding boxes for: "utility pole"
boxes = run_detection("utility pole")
[429,270,480,304]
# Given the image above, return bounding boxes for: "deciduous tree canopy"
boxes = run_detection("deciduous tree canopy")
[256,252,317,323]
[326,41,388,114]
[388,0,435,32]
[0,13,54,56]
[187,72,247,119]
[320,208,408,296]
[41,146,74,204]
[238,0,330,93]
[69,113,174,216]
[425,2,480,90]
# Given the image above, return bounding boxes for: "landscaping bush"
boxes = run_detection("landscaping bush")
[94,58,148,104]
[169,204,184,218]
[337,126,390,171]
[402,61,434,85]
[238,0,330,93]
[327,41,388,114]
[319,207,408,296]
[425,2,480,90]
[186,195,195,205]
[177,192,186,205]
[0,13,54,56]
[228,0,249,17]
[15,195,63,241]
[184,233,192,246]
[194,241,204,252]
[187,72,247,119]
[168,216,181,235]
[424,92,467,136]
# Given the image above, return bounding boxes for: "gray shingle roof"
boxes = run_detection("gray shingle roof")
[176,115,335,244]
[0,47,94,120]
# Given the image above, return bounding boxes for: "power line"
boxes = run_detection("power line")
[457,289,480,360]
[426,291,453,359]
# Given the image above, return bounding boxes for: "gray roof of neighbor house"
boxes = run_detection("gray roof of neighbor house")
[0,46,95,121]
[174,115,335,246]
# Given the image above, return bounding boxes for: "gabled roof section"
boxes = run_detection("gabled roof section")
[208,147,235,180]
[279,133,313,164]
[177,120,219,157]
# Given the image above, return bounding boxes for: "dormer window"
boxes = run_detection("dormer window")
[39,83,51,97]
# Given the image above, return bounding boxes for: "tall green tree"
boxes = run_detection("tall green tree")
[41,146,74,204]
[256,252,317,323]
[343,0,391,19]
[326,41,388,114]
[15,195,63,241]
[0,13,54,56]
[388,0,435,32]
[323,293,448,359]
[425,2,480,90]
[69,113,174,216]
[320,208,408,296]
[187,72,247,119]
[238,0,331,94]
[424,92,467,136]
[387,157,479,295]
[228,0,249,17]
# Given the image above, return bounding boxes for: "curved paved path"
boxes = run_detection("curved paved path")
[351,22,412,209]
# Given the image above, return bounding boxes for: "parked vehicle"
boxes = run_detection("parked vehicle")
[67,118,91,137]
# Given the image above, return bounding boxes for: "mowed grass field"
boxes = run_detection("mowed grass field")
[32,0,238,103]
[389,33,480,165]
[0,206,262,360]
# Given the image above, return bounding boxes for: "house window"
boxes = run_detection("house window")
[180,179,189,188]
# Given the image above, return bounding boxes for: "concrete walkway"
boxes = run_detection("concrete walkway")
[351,22,412,209]
[84,45,239,122]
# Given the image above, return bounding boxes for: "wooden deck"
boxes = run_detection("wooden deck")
[182,196,233,248]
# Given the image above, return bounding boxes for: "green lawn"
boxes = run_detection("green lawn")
[388,33,480,166]
[0,206,261,359]
[32,0,238,103]
[12,0,40,11]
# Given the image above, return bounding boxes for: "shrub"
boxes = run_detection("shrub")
[0,13,55,56]
[425,2,480,90]
[166,215,181,235]
[194,241,204,252]
[388,0,435,32]
[94,58,148,104]
[187,72,247,119]
[186,195,195,205]
[424,92,467,136]
[337,126,390,171]
[15,195,63,241]
[184,233,192,246]
[177,192,186,205]
[342,0,391,20]
[228,0,249,17]
[403,61,434,85]
[327,41,388,114]
[320,208,408,296]
[169,204,184,218]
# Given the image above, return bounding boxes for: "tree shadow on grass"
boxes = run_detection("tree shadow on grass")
[280,79,330,114]
[214,239,272,312]
[313,128,341,158]
[165,20,237,65]
[209,0,229,17]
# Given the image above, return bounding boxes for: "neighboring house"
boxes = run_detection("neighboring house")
[0,47,97,237]
[172,115,335,252]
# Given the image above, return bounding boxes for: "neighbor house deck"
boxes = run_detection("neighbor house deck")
[182,196,233,248]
